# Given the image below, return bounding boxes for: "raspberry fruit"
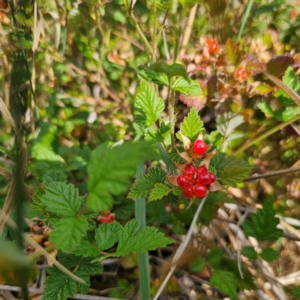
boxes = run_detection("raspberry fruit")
[99,215,113,224]
[235,66,247,80]
[183,186,194,198]
[193,140,207,155]
[177,174,192,187]
[193,184,207,198]
[184,163,196,175]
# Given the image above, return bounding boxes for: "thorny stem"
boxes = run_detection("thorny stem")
[233,114,300,155]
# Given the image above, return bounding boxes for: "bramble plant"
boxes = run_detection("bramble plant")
[2,1,300,300]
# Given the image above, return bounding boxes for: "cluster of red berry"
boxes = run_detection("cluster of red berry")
[235,66,247,80]
[176,140,216,199]
[177,164,216,199]
[97,212,115,224]
[206,37,220,54]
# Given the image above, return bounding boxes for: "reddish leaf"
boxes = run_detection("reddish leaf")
[266,55,294,77]
[245,54,265,76]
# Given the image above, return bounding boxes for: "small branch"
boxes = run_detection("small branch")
[244,166,300,182]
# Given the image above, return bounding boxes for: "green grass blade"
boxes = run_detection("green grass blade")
[135,162,150,299]
[237,0,255,42]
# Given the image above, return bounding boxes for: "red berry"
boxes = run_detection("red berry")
[197,171,211,185]
[183,186,194,198]
[99,215,113,223]
[235,67,247,80]
[177,174,192,187]
[240,70,247,80]
[197,165,207,174]
[193,140,207,155]
[193,184,207,198]
[208,172,216,183]
[208,42,220,54]
[206,37,215,45]
[184,163,196,175]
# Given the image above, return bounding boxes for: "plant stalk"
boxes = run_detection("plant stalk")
[237,0,254,42]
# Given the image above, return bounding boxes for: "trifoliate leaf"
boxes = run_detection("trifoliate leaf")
[241,246,258,260]
[87,141,158,212]
[172,77,202,96]
[128,167,167,199]
[259,248,279,262]
[210,153,252,187]
[210,270,238,300]
[149,183,170,201]
[293,286,300,298]
[43,267,77,300]
[135,81,165,127]
[115,219,173,256]
[50,216,88,252]
[41,182,82,217]
[95,222,122,251]
[243,199,283,241]
[176,107,204,142]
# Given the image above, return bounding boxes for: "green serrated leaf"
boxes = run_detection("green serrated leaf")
[95,222,122,251]
[87,141,158,212]
[293,286,300,298]
[177,107,203,141]
[135,81,165,127]
[72,239,99,257]
[128,167,167,200]
[257,102,274,116]
[243,199,283,241]
[210,153,252,187]
[189,257,205,273]
[115,219,173,256]
[149,183,170,201]
[210,270,238,300]
[168,147,186,164]
[138,69,169,86]
[50,216,88,252]
[147,61,189,80]
[44,267,77,300]
[256,84,273,95]
[259,248,279,262]
[43,170,67,185]
[281,106,300,121]
[172,77,202,96]
[41,182,82,217]
[241,246,258,260]
[78,257,102,275]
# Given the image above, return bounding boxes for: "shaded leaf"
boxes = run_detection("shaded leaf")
[259,248,279,262]
[243,199,283,241]
[241,246,258,260]
[266,55,294,77]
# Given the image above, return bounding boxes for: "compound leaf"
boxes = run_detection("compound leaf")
[243,199,283,241]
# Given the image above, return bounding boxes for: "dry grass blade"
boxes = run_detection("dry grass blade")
[264,72,300,107]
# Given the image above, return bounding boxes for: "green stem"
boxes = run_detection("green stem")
[171,13,180,63]
[152,0,157,62]
[237,0,254,42]
[168,78,175,148]
[135,162,150,300]
[233,114,300,155]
